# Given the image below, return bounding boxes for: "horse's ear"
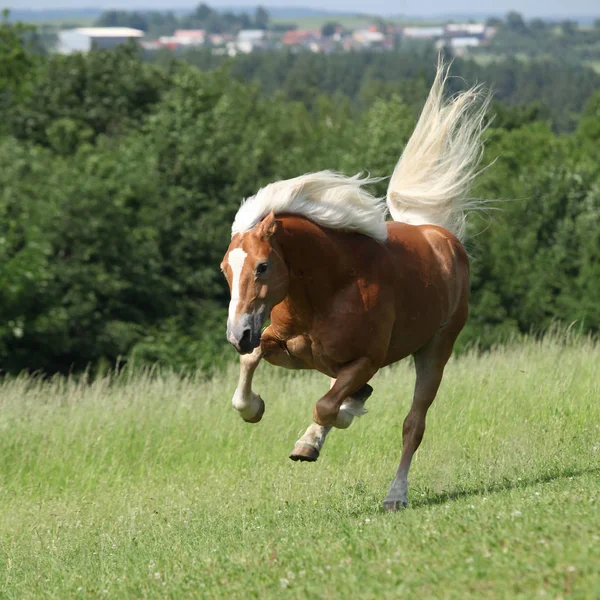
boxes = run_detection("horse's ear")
[258,211,280,240]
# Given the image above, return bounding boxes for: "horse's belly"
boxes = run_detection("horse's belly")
[262,328,357,378]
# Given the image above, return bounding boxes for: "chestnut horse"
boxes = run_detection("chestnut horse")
[220,62,491,510]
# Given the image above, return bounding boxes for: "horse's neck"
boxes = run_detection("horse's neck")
[274,218,346,323]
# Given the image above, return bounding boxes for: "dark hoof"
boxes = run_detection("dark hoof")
[289,443,319,462]
[353,383,373,402]
[382,498,408,512]
[242,397,265,423]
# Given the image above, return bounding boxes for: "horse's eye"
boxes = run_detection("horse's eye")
[256,262,268,275]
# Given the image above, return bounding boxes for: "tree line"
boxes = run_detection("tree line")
[96,3,272,36]
[149,45,600,133]
[1,19,600,374]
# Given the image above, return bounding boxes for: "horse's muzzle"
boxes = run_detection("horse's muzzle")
[228,329,260,354]
[227,315,262,354]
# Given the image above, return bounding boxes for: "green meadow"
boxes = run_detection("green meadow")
[1,333,599,598]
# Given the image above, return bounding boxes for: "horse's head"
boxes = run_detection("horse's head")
[221,212,289,354]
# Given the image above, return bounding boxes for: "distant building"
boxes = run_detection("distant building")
[438,36,482,56]
[449,36,482,48]
[173,30,206,45]
[152,30,206,50]
[57,27,144,54]
[353,29,387,48]
[445,23,487,37]
[140,40,163,51]
[237,29,267,43]
[208,33,234,46]
[156,36,180,50]
[228,29,268,55]
[402,26,444,40]
[281,29,320,47]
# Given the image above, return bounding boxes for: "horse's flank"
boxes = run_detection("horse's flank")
[264,214,469,374]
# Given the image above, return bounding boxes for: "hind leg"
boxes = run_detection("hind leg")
[290,382,373,462]
[383,326,461,511]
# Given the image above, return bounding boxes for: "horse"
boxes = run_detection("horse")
[220,61,491,510]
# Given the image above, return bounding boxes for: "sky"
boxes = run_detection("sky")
[10,0,600,18]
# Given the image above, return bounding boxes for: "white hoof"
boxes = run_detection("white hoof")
[232,389,264,422]
[332,398,367,429]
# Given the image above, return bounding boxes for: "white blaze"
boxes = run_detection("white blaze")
[228,247,248,322]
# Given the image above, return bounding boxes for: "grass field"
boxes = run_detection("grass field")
[1,333,599,598]
[270,15,444,30]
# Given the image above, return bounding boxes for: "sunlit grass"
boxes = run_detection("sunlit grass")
[0,333,599,598]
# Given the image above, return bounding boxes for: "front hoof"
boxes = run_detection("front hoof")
[382,498,408,512]
[289,443,319,462]
[242,396,265,423]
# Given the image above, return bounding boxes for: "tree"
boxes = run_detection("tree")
[254,6,269,30]
[529,18,546,32]
[577,92,600,141]
[486,17,503,27]
[0,11,37,97]
[193,3,213,21]
[505,11,528,34]
[560,20,577,36]
[8,43,168,150]
[321,21,339,37]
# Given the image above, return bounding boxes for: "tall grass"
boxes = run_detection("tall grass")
[1,332,599,598]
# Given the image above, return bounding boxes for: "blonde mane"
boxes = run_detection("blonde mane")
[231,171,388,242]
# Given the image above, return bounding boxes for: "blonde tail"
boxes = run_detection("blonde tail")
[386,58,492,241]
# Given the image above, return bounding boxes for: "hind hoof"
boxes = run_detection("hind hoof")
[353,383,373,402]
[382,498,407,512]
[289,443,319,462]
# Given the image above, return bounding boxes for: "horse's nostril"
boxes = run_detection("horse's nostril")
[241,329,251,343]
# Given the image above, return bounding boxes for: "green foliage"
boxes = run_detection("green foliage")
[466,121,600,346]
[2,24,600,374]
[0,12,38,116]
[577,91,600,141]
[8,43,168,150]
[165,47,600,133]
[479,11,600,69]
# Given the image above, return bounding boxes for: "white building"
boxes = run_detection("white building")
[436,36,482,56]
[173,29,205,46]
[449,36,481,48]
[227,29,268,55]
[353,30,386,47]
[237,29,267,43]
[402,27,444,40]
[58,28,144,54]
[445,23,487,37]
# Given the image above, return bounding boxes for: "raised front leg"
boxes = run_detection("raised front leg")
[231,346,265,423]
[290,382,373,462]
[313,358,377,427]
[232,326,305,423]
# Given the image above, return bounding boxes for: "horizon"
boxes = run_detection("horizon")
[7,1,600,19]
